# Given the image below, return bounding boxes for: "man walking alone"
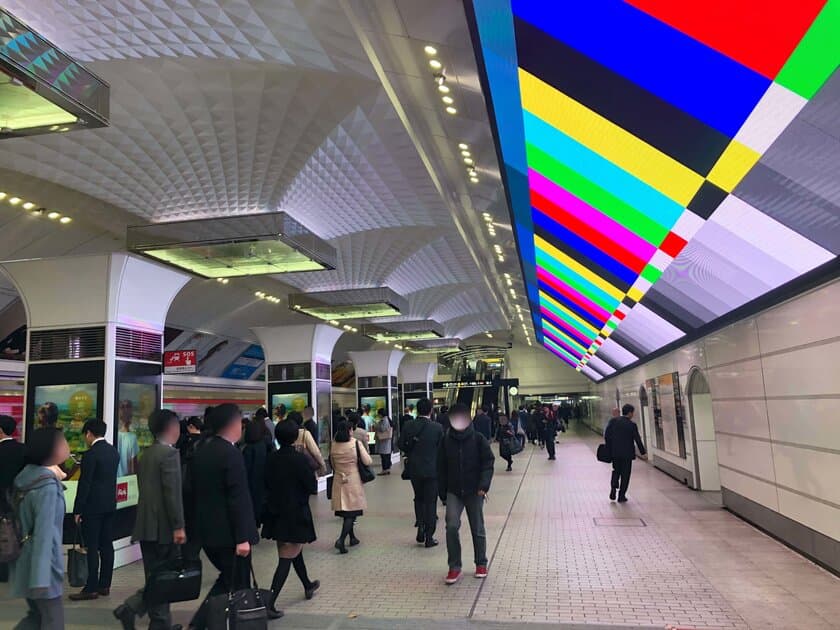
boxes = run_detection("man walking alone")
[604,403,647,503]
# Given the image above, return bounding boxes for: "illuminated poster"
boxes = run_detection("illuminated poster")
[116,383,158,477]
[33,383,98,461]
[271,392,308,414]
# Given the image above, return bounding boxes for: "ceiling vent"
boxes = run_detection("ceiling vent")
[29,327,106,361]
[115,328,162,362]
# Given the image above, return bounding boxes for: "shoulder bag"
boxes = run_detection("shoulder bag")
[144,545,202,605]
[356,440,375,484]
[294,431,320,472]
[67,522,88,588]
[207,555,270,630]
[596,443,612,463]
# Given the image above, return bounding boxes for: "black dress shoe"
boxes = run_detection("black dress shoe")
[334,539,348,554]
[304,579,320,600]
[98,588,110,596]
[424,538,439,548]
[267,607,284,620]
[617,495,628,503]
[69,590,99,601]
[609,488,617,501]
[416,527,425,544]
[349,534,360,547]
[112,604,135,630]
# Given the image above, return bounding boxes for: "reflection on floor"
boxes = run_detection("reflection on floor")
[1,424,838,629]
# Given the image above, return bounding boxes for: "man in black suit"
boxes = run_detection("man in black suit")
[0,414,25,582]
[399,398,444,548]
[189,403,261,629]
[71,419,120,600]
[472,406,492,441]
[604,403,647,503]
[114,409,186,630]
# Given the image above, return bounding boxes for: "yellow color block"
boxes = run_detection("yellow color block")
[706,140,761,192]
[535,235,624,302]
[627,286,644,302]
[519,68,705,206]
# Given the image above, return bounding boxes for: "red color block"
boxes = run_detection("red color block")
[659,231,687,258]
[626,0,827,79]
[613,309,626,320]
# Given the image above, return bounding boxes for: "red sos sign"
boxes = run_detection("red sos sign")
[116,482,129,503]
[164,349,197,374]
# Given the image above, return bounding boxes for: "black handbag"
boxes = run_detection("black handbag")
[144,546,202,605]
[67,525,88,588]
[596,443,612,463]
[207,556,269,630]
[356,440,375,484]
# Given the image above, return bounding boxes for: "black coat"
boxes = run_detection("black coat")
[0,438,25,500]
[242,440,269,526]
[73,439,119,516]
[191,436,259,548]
[541,417,560,440]
[437,425,495,501]
[473,413,492,440]
[261,446,317,543]
[604,416,646,460]
[399,417,443,480]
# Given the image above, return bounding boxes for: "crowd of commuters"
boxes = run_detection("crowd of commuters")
[1,395,624,628]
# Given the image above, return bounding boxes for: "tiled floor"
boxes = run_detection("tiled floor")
[2,424,839,629]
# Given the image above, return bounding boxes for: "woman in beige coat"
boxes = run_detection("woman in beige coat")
[330,419,372,554]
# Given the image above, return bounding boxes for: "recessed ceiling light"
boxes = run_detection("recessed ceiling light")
[22,202,35,210]
[351,327,358,333]
[429,59,442,70]
[498,255,504,262]
[9,197,21,206]
[255,291,265,298]
[329,320,339,326]
[442,96,454,105]
[59,127,70,132]
[0,192,6,200]
[445,106,457,114]
[482,212,491,218]
[59,216,72,224]
[470,177,479,183]
[47,211,61,220]
[458,143,468,150]
[486,332,493,338]
[460,150,471,157]
[343,324,352,331]
[463,157,473,164]
[424,45,438,55]
[438,84,450,94]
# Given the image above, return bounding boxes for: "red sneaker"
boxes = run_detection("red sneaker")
[475,565,488,579]
[445,569,462,585]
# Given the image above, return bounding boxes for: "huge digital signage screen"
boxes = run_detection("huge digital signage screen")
[468,0,839,381]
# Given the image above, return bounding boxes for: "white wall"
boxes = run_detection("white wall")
[586,278,840,545]
[506,344,590,394]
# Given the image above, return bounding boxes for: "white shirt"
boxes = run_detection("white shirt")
[92,437,106,446]
[0,436,13,442]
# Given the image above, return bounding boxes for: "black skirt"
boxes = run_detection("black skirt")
[335,510,363,518]
[261,505,316,544]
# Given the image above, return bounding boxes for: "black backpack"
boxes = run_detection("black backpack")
[0,475,52,563]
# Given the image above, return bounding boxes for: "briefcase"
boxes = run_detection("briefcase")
[596,443,612,463]
[144,548,202,605]
[67,527,88,588]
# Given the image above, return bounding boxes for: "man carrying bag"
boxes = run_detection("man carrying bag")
[114,410,190,630]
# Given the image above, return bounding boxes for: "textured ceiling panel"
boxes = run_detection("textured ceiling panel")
[385,236,477,294]
[469,0,839,379]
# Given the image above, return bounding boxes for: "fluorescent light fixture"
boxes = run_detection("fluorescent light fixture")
[442,96,454,104]
[59,216,72,224]
[429,59,442,69]
[463,157,474,164]
[47,211,60,220]
[288,287,407,321]
[424,45,438,55]
[127,212,336,278]
[8,197,20,205]
[362,320,444,342]
[461,150,471,157]
[458,143,469,150]
[445,106,457,114]
[22,201,35,210]
[438,84,450,94]
[470,177,479,183]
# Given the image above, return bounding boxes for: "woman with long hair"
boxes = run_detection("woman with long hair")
[330,420,372,554]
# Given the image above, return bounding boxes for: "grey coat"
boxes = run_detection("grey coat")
[374,417,393,455]
[10,465,66,600]
[132,441,185,542]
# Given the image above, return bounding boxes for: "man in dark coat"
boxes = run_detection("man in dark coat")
[472,405,492,441]
[0,414,25,582]
[71,419,119,601]
[399,397,444,547]
[189,403,261,629]
[604,403,647,503]
[438,403,495,584]
[114,409,185,629]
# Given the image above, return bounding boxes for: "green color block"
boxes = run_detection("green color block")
[641,264,662,284]
[535,249,619,313]
[775,0,840,98]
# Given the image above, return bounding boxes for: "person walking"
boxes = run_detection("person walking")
[113,409,186,630]
[330,420,372,554]
[189,404,265,629]
[374,408,393,476]
[9,428,69,630]
[242,418,270,528]
[605,403,647,503]
[472,405,492,441]
[349,413,369,453]
[438,403,494,584]
[70,419,119,601]
[399,398,444,547]
[543,413,560,461]
[0,414,25,583]
[263,421,320,617]
[495,415,515,472]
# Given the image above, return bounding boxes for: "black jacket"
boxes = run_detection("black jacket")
[0,438,26,500]
[399,417,443,480]
[191,436,259,547]
[541,417,560,439]
[604,416,646,460]
[261,446,317,544]
[242,440,269,526]
[473,413,492,440]
[437,425,495,501]
[73,439,119,516]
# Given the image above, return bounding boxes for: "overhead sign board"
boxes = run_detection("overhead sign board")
[163,349,197,374]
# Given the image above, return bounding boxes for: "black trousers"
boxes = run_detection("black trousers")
[611,458,633,497]
[123,542,173,629]
[80,512,115,592]
[545,438,556,459]
[411,477,438,537]
[380,453,392,470]
[190,547,251,629]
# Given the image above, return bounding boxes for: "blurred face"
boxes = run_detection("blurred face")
[51,435,71,466]
[449,413,470,432]
[187,423,200,435]
[223,413,244,442]
[119,401,133,424]
[84,430,95,446]
[162,420,181,445]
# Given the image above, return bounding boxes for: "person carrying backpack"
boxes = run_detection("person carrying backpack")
[438,403,495,584]
[495,415,515,472]
[8,427,70,630]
